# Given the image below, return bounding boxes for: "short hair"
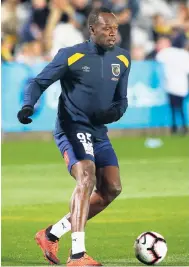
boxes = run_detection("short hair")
[88,7,112,28]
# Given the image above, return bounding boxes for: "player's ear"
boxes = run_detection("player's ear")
[89,25,95,35]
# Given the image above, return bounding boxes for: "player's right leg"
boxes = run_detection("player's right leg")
[66,159,102,266]
[35,227,60,265]
[35,132,101,266]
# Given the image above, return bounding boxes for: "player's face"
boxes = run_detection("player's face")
[91,12,118,50]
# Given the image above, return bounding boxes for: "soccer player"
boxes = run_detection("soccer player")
[17,7,131,266]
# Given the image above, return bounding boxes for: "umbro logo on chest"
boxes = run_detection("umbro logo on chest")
[82,66,90,72]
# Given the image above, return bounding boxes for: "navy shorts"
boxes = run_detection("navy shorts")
[54,132,119,173]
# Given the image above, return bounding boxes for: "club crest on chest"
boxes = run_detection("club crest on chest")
[111,64,120,76]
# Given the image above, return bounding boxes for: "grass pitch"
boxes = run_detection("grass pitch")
[1,136,189,266]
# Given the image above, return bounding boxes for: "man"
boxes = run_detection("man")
[17,7,131,266]
[156,36,189,134]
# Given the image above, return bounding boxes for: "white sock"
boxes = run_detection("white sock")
[50,215,71,238]
[71,232,86,255]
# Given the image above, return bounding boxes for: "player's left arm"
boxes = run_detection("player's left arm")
[110,58,131,122]
[93,55,131,124]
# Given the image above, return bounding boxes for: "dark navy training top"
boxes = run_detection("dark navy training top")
[24,39,131,138]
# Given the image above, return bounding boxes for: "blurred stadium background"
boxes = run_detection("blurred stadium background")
[1,0,189,135]
[1,0,189,266]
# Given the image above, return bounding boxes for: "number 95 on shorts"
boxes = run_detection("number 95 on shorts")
[54,132,95,172]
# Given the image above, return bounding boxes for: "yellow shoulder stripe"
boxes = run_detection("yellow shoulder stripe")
[116,55,129,68]
[68,53,85,66]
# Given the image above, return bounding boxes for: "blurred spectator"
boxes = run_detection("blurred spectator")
[111,0,132,51]
[15,42,34,64]
[1,35,16,62]
[70,0,89,10]
[171,2,189,27]
[156,36,189,135]
[128,0,140,20]
[20,0,50,43]
[1,0,188,61]
[171,26,187,48]
[151,14,172,42]
[2,0,20,37]
[131,45,145,60]
[15,41,44,65]
[146,35,170,59]
[140,0,173,19]
[169,3,189,48]
[43,0,88,53]
[2,0,30,39]
[50,13,85,57]
[131,26,155,55]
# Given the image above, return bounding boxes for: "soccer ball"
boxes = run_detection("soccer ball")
[134,231,168,265]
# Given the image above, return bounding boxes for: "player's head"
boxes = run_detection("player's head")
[156,36,172,52]
[88,7,118,50]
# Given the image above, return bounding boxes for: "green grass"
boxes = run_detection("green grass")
[2,136,189,266]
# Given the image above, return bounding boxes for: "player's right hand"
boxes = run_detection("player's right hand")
[17,105,34,124]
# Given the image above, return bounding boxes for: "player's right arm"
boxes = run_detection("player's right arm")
[17,48,69,124]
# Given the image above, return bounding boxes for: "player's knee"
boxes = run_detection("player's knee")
[77,161,96,189]
[110,184,122,197]
[106,184,122,202]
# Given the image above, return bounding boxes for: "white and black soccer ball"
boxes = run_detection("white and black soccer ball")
[134,231,168,265]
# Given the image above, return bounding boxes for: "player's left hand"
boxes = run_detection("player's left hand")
[91,110,111,125]
[17,105,34,124]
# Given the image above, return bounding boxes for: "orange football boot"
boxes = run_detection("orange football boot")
[67,252,102,266]
[35,228,60,265]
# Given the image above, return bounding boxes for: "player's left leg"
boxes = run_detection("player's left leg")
[47,166,121,237]
[168,93,177,134]
[88,165,121,219]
